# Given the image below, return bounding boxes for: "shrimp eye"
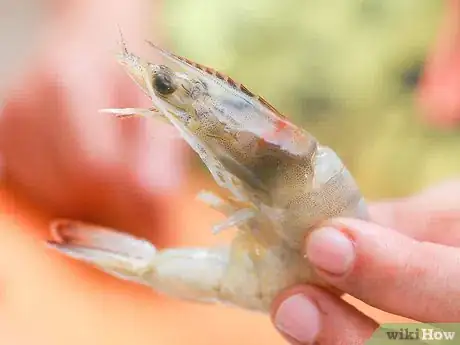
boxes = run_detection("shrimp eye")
[153,67,177,95]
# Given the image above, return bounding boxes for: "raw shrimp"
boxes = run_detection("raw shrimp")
[46,32,368,312]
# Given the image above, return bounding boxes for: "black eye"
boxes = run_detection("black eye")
[153,70,177,95]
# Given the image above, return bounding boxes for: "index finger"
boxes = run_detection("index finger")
[367,179,460,246]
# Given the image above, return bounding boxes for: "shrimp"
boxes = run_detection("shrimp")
[46,32,368,313]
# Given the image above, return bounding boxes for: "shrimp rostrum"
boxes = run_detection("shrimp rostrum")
[46,35,368,313]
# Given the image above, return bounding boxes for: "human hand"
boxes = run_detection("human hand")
[0,0,186,239]
[270,179,460,344]
[418,0,460,128]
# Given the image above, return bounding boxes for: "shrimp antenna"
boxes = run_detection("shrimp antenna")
[144,40,199,74]
[144,40,173,60]
[117,24,129,55]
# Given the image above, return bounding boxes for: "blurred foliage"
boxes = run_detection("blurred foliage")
[160,0,460,199]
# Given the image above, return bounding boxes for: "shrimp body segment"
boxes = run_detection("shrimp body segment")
[47,36,368,313]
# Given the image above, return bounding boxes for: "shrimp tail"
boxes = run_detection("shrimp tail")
[46,220,256,308]
[47,220,157,285]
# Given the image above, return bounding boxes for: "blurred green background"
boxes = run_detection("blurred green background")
[160,0,459,199]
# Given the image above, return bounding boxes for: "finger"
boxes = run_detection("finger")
[368,179,460,246]
[304,217,460,322]
[417,0,460,128]
[271,285,378,345]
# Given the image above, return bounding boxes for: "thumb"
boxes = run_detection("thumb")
[303,217,460,322]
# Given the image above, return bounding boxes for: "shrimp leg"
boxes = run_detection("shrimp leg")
[196,191,256,234]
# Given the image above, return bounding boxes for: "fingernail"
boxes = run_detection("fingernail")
[274,293,320,344]
[305,227,355,275]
